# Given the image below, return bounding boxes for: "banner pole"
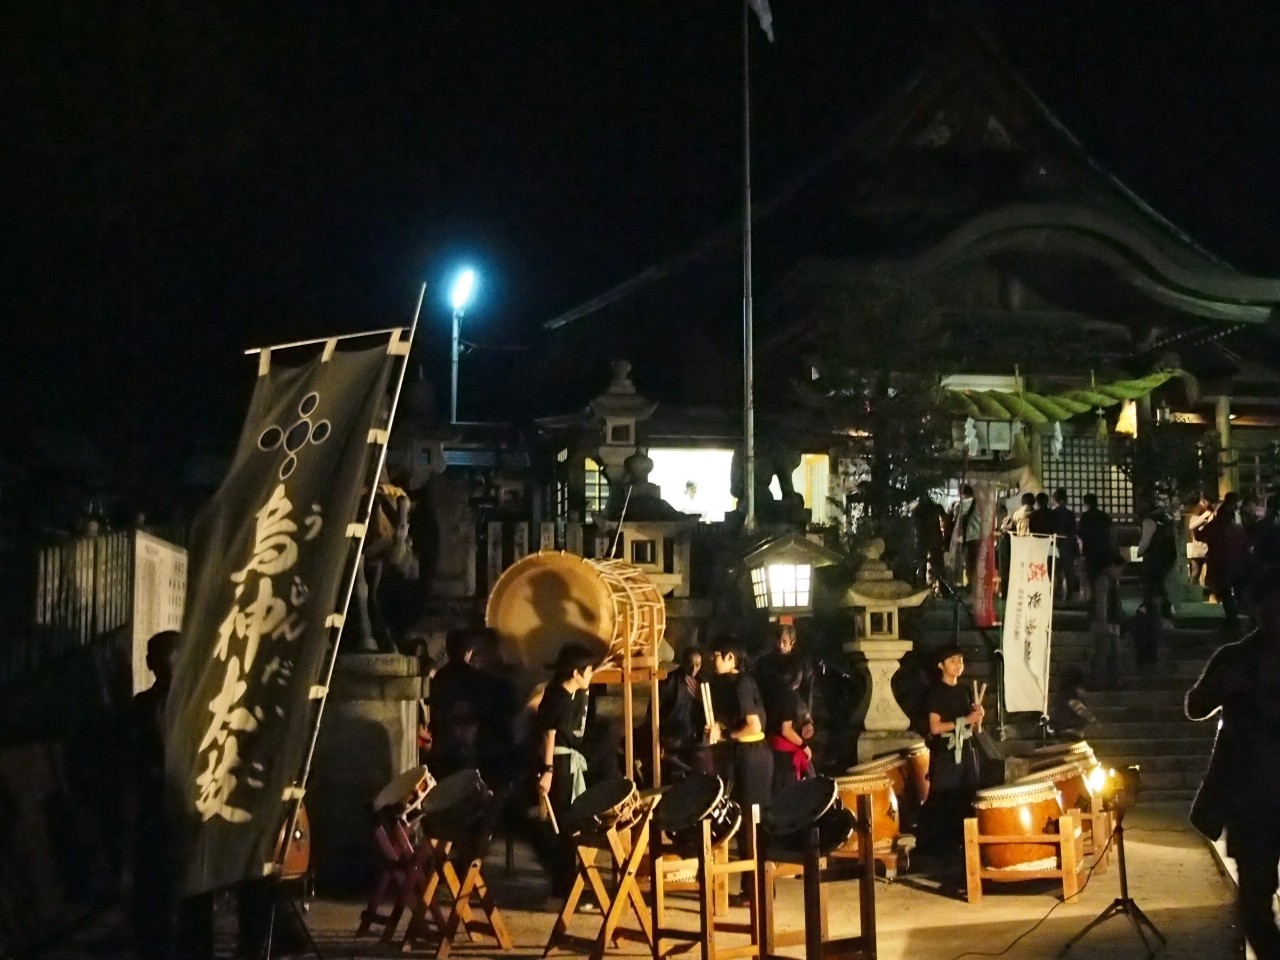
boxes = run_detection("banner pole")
[266,283,424,895]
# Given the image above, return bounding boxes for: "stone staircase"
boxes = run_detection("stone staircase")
[914,601,1222,803]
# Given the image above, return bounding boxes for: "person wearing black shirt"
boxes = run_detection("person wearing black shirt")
[766,663,813,795]
[754,622,815,722]
[1078,494,1115,600]
[1051,488,1080,600]
[919,644,983,857]
[654,646,710,780]
[710,639,771,901]
[428,629,485,778]
[533,642,596,900]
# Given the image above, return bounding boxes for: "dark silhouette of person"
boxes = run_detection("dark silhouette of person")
[428,629,486,778]
[131,630,180,960]
[1186,567,1280,959]
[1078,493,1116,601]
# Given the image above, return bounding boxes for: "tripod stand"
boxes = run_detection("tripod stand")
[1058,808,1166,958]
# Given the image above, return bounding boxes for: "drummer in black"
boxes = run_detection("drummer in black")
[533,642,598,901]
[654,645,711,780]
[428,629,485,778]
[709,639,771,901]
[919,644,984,857]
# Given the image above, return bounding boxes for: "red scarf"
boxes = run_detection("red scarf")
[769,735,812,780]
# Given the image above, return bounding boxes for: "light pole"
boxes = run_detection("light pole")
[449,268,477,424]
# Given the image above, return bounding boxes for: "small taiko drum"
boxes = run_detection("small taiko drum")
[763,777,857,863]
[1018,761,1093,814]
[418,769,492,842]
[973,781,1064,870]
[568,778,643,837]
[485,552,667,686]
[832,772,898,858]
[655,773,742,857]
[274,802,311,880]
[371,765,437,823]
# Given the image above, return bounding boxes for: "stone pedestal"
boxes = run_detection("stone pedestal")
[311,653,424,890]
[853,730,925,765]
[845,638,913,762]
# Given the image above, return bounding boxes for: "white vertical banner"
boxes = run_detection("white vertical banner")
[1002,534,1056,714]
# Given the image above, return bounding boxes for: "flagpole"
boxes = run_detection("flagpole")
[742,0,756,534]
[264,284,423,951]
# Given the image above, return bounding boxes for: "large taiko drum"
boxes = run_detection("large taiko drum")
[1017,761,1093,814]
[903,742,931,807]
[831,772,898,858]
[485,552,666,681]
[1029,740,1097,772]
[973,781,1064,870]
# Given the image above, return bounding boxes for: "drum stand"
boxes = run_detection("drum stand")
[963,811,1085,904]
[650,807,761,960]
[544,799,656,960]
[401,804,512,959]
[757,794,877,960]
[1057,812,1165,958]
[356,811,428,942]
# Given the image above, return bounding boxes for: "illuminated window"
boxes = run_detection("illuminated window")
[584,458,608,520]
[749,563,813,611]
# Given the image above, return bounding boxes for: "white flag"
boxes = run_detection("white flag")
[748,0,774,42]
[1001,534,1056,714]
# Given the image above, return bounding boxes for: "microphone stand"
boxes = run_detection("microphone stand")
[1057,806,1166,958]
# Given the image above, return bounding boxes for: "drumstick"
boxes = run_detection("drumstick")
[541,792,560,835]
[972,681,987,732]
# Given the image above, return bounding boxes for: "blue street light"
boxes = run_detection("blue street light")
[448,268,478,423]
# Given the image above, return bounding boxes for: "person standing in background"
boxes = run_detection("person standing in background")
[1078,494,1115,603]
[1204,493,1249,634]
[950,484,983,587]
[1051,488,1080,601]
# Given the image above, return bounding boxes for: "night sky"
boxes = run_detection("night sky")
[4,2,1279,495]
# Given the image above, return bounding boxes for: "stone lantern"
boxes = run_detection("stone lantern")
[843,538,929,762]
[589,360,657,504]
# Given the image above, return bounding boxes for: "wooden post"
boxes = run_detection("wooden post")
[964,817,982,904]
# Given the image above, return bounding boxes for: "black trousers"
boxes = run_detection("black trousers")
[529,754,578,899]
[1233,829,1280,959]
[714,739,772,894]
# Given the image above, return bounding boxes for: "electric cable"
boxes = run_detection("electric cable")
[943,820,1120,960]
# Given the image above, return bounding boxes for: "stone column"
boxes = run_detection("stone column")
[845,637,916,763]
[310,653,425,889]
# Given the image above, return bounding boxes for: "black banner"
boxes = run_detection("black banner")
[165,341,395,895]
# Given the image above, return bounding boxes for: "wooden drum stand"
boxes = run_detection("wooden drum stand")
[543,791,656,960]
[758,791,878,960]
[650,805,762,960]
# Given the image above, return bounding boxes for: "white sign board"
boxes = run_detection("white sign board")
[1001,534,1055,714]
[132,530,188,693]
